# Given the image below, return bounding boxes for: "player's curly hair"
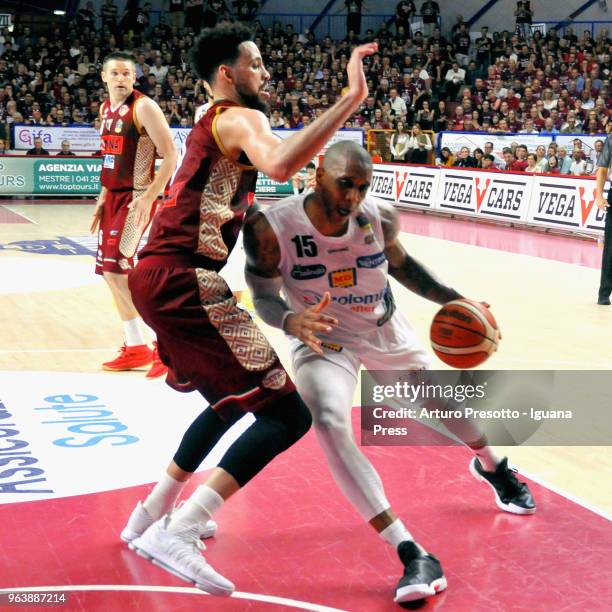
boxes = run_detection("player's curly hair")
[190,22,254,84]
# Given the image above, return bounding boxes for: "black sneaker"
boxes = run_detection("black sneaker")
[597,298,611,305]
[470,457,536,515]
[394,541,447,603]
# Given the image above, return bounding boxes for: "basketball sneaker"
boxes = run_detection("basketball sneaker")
[102,344,153,371]
[146,341,168,379]
[131,516,234,597]
[120,501,218,543]
[394,540,447,603]
[469,457,536,515]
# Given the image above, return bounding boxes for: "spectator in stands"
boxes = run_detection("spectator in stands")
[415,99,434,130]
[433,100,448,131]
[570,149,588,175]
[0,140,6,155]
[475,27,492,70]
[454,146,476,168]
[389,88,407,119]
[233,0,259,22]
[420,0,440,37]
[101,0,119,30]
[557,146,573,174]
[168,0,185,30]
[515,1,533,41]
[535,145,549,172]
[453,23,471,67]
[406,123,431,163]
[561,111,582,133]
[525,153,538,172]
[481,153,495,169]
[434,146,453,166]
[390,121,410,162]
[444,61,465,100]
[345,0,364,36]
[547,155,561,174]
[56,139,76,157]
[185,0,204,33]
[77,1,97,29]
[473,147,484,168]
[395,1,416,35]
[26,137,49,156]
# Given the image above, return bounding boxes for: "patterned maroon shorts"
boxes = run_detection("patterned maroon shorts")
[129,255,295,421]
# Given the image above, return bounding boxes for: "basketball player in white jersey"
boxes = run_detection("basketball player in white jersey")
[243,141,536,604]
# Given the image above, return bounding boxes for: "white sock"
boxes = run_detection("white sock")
[142,472,186,521]
[293,186,300,194]
[168,485,224,534]
[380,519,413,548]
[123,317,146,346]
[474,446,501,472]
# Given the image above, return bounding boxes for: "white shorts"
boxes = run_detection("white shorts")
[292,311,431,379]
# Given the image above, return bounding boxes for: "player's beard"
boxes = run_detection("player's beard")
[236,83,269,114]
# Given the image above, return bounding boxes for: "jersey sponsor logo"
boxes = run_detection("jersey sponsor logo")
[329,267,356,288]
[321,342,343,352]
[262,368,287,390]
[357,252,386,269]
[291,264,327,280]
[301,288,386,309]
[114,119,123,134]
[107,238,117,246]
[101,135,124,155]
[119,104,129,117]
[102,154,115,169]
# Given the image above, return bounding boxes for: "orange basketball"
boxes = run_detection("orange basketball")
[430,299,500,368]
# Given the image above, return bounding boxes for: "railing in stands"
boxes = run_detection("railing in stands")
[533,20,612,37]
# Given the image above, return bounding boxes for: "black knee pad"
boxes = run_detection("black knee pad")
[262,390,312,444]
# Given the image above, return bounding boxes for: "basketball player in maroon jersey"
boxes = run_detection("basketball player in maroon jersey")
[121,23,377,595]
[91,51,177,378]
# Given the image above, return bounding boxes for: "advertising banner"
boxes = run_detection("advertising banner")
[527,174,608,232]
[438,167,531,221]
[13,124,363,153]
[371,164,439,209]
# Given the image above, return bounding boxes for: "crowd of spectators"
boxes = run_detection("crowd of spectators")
[438,137,604,176]
[0,0,610,172]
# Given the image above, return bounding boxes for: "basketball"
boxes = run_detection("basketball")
[430,299,500,368]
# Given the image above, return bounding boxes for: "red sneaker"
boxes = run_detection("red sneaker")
[102,344,153,371]
[146,341,169,379]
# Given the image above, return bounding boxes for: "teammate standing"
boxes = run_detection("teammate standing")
[243,141,536,603]
[91,51,178,378]
[121,24,377,595]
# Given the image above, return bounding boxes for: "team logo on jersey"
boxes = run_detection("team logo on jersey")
[262,368,287,390]
[329,267,356,288]
[114,119,123,133]
[103,154,115,169]
[356,213,375,244]
[291,264,326,280]
[119,104,129,117]
[357,252,386,269]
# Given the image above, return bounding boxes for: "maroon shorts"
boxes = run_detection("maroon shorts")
[129,255,295,421]
[95,190,148,275]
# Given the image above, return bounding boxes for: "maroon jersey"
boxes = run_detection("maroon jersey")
[99,89,155,192]
[141,100,258,271]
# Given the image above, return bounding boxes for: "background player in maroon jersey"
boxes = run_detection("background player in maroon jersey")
[90,51,177,378]
[121,23,377,596]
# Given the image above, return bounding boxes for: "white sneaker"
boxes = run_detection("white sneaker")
[121,501,218,543]
[131,516,234,597]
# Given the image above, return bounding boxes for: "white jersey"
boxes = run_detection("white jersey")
[263,194,397,343]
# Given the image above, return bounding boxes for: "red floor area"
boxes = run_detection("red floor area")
[2,412,611,612]
[398,210,602,269]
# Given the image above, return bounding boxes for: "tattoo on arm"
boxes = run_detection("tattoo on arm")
[379,201,461,304]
